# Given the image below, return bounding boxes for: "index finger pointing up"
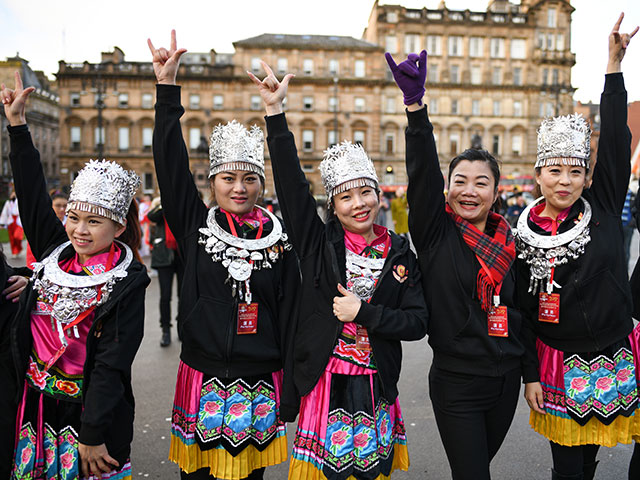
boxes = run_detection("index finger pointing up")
[261,61,275,78]
[612,12,624,34]
[171,29,177,51]
[14,71,23,91]
[147,38,157,55]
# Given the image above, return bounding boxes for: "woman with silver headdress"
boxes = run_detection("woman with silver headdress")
[148,32,299,480]
[249,61,428,480]
[1,71,150,480]
[516,14,639,480]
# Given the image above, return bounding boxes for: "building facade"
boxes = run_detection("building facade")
[55,0,575,198]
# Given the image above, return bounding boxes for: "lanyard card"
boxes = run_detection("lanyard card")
[356,324,372,351]
[237,303,258,334]
[487,305,508,337]
[538,292,560,323]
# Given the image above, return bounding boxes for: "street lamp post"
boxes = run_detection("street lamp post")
[82,64,117,160]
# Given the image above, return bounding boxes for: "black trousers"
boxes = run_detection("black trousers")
[156,256,184,330]
[180,467,265,479]
[429,365,521,480]
[549,441,599,476]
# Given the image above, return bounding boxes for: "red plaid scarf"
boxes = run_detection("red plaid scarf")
[445,204,515,312]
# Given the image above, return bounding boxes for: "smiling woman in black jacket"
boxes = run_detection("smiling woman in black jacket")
[249,61,428,480]
[2,71,149,480]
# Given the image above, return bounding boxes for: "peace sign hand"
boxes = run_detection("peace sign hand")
[608,12,638,73]
[147,29,187,85]
[247,61,294,116]
[0,71,35,126]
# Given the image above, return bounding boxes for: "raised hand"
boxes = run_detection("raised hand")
[385,50,427,107]
[247,61,294,116]
[608,12,638,73]
[147,29,187,85]
[0,71,35,126]
[332,283,362,323]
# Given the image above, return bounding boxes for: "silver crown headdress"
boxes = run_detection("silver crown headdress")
[67,160,141,225]
[319,141,379,199]
[536,113,591,170]
[209,120,265,179]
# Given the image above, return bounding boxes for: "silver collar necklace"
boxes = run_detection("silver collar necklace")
[199,206,291,303]
[515,196,591,294]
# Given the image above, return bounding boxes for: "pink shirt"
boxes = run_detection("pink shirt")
[529,202,572,232]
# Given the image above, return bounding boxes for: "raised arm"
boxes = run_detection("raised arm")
[149,31,206,240]
[2,72,67,258]
[249,62,326,258]
[590,13,637,214]
[386,51,448,251]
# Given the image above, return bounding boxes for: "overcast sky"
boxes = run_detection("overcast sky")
[1,0,639,103]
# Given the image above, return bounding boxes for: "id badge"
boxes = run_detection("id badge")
[237,303,258,334]
[487,306,508,337]
[356,325,372,351]
[538,293,560,323]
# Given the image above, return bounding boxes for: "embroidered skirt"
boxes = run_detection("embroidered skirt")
[531,324,640,447]
[12,356,131,480]
[289,367,409,480]
[169,361,287,479]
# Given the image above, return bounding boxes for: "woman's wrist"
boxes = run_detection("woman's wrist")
[606,60,622,74]
[265,103,283,116]
[8,116,26,127]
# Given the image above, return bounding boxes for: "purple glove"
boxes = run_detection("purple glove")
[385,50,427,106]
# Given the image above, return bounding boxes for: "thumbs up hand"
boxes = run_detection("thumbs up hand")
[332,284,362,323]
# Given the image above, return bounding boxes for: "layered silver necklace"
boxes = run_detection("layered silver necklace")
[198,206,291,303]
[515,196,591,294]
[31,240,132,345]
[345,249,386,302]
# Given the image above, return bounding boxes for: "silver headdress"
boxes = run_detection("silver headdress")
[67,160,140,225]
[209,120,265,179]
[319,141,378,199]
[536,113,591,170]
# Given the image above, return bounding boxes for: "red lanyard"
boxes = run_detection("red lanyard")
[547,220,559,290]
[223,209,264,240]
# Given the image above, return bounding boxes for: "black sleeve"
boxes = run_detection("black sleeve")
[8,125,67,259]
[404,108,449,252]
[516,264,540,383]
[79,282,147,445]
[153,85,207,241]
[354,252,428,341]
[265,113,326,260]
[589,73,631,215]
[146,206,164,224]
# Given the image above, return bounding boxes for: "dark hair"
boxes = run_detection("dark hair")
[447,149,501,193]
[118,201,142,263]
[51,192,68,201]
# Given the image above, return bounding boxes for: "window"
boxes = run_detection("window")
[493,100,501,116]
[251,57,261,73]
[469,37,483,58]
[354,97,366,112]
[471,66,482,85]
[302,163,314,173]
[189,128,201,150]
[512,134,523,155]
[386,35,398,54]
[492,68,501,85]
[143,173,154,192]
[213,95,223,110]
[490,38,505,58]
[328,130,338,147]
[142,127,153,151]
[426,35,442,56]
[189,94,200,109]
[547,7,557,28]
[513,67,522,86]
[303,59,314,75]
[492,134,500,155]
[250,95,261,110]
[94,127,105,147]
[329,59,339,75]
[429,98,439,114]
[448,36,462,57]
[556,34,565,51]
[451,99,458,115]
[302,130,314,151]
[329,96,338,112]
[387,11,398,23]
[513,101,523,117]
[386,133,395,154]
[118,127,129,151]
[94,94,103,107]
[303,96,314,111]
[142,93,153,109]
[70,92,81,107]
[546,33,555,50]
[552,68,559,85]
[354,130,365,146]
[118,93,129,108]
[428,64,438,83]
[546,102,554,117]
[542,68,549,85]
[405,34,420,54]
[472,100,480,116]
[354,60,365,78]
[450,65,460,84]
[385,97,396,114]
[449,133,460,155]
[70,126,81,150]
[511,39,526,59]
[277,58,288,74]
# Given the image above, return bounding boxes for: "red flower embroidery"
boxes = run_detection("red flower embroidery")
[56,380,79,396]
[60,450,74,470]
[616,368,632,383]
[228,403,248,417]
[204,401,220,415]
[354,432,369,448]
[27,361,49,389]
[379,418,389,438]
[254,403,271,418]
[570,377,588,392]
[331,430,349,446]
[45,447,55,466]
[595,377,614,391]
[21,445,33,465]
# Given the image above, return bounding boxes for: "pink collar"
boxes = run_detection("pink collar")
[529,202,571,232]
[224,207,269,227]
[62,245,121,274]
[344,224,390,255]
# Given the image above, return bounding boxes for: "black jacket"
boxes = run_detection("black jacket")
[148,206,180,269]
[265,113,428,421]
[8,125,150,466]
[404,107,528,379]
[517,73,634,382]
[153,85,299,382]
